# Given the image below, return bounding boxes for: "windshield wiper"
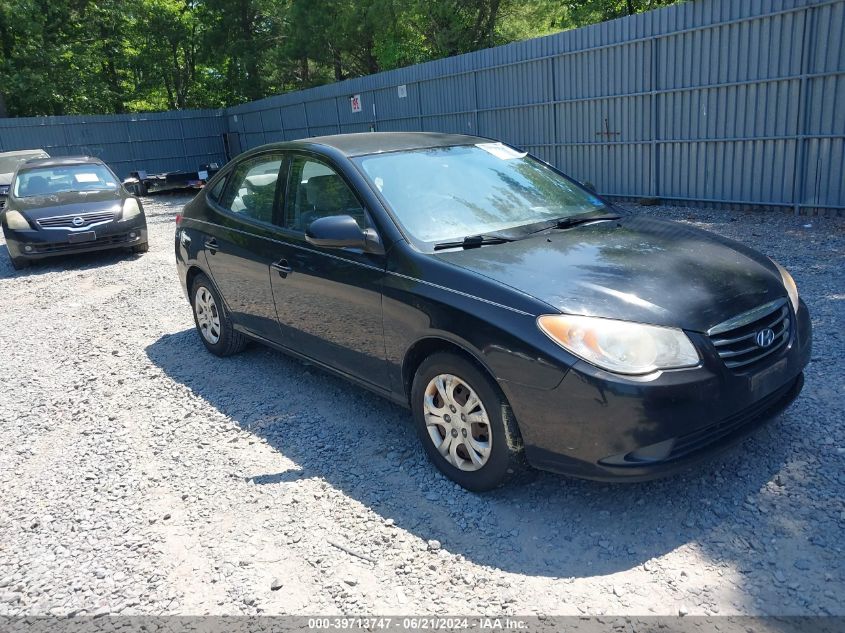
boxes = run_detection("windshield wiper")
[433,233,515,251]
[525,212,621,235]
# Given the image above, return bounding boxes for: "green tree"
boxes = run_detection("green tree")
[200,0,287,104]
[0,0,687,117]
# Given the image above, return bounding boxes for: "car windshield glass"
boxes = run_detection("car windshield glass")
[13,164,118,197]
[354,144,607,245]
[0,154,47,175]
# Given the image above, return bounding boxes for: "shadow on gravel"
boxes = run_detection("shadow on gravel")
[146,329,796,579]
[0,243,143,279]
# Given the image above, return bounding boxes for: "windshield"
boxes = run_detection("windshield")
[355,143,607,244]
[0,153,48,175]
[13,164,119,197]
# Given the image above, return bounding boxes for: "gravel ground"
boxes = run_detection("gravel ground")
[0,194,843,618]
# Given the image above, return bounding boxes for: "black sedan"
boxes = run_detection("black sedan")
[2,156,148,270]
[175,132,811,491]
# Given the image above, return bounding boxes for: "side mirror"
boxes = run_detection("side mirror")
[305,215,382,253]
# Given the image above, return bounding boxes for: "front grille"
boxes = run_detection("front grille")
[37,210,116,229]
[708,299,791,370]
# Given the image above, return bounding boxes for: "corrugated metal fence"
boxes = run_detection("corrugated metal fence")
[1,0,843,213]
[227,0,844,214]
[0,110,227,179]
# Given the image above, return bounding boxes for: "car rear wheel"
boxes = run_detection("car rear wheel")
[411,352,524,491]
[190,273,247,356]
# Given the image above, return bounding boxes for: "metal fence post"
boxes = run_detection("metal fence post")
[177,117,190,172]
[334,98,341,134]
[416,82,424,131]
[650,36,660,199]
[303,102,311,137]
[472,71,480,134]
[792,4,817,215]
[124,118,135,173]
[550,55,559,167]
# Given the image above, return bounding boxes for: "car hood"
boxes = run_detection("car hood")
[13,190,124,219]
[435,215,787,332]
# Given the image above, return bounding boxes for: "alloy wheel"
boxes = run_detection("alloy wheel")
[423,373,492,471]
[194,286,221,344]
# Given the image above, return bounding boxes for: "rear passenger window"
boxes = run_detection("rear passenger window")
[219,155,282,224]
[207,176,226,202]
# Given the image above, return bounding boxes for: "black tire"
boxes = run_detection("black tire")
[131,241,149,254]
[10,256,29,271]
[411,352,525,491]
[190,273,247,357]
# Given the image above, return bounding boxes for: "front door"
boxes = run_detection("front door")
[269,153,389,388]
[202,151,288,343]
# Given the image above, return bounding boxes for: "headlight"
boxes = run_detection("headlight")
[122,197,143,220]
[538,314,699,375]
[770,259,799,313]
[4,210,32,230]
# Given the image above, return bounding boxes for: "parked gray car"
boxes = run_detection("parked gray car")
[0,149,50,209]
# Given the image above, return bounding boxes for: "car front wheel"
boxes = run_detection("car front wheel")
[190,273,247,356]
[411,352,524,491]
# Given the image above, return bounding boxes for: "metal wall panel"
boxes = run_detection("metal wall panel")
[479,104,553,146]
[475,59,553,108]
[374,83,421,121]
[0,111,226,178]
[280,104,308,130]
[305,99,339,128]
[557,143,651,195]
[802,138,844,208]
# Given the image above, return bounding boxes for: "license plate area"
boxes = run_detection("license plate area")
[68,231,96,244]
[749,357,788,399]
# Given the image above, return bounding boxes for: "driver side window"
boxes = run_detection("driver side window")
[284,156,368,232]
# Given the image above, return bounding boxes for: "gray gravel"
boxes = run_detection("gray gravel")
[0,194,843,617]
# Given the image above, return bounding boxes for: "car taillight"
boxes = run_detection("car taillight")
[175,214,182,226]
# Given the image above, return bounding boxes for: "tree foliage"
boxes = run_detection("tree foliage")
[0,0,683,117]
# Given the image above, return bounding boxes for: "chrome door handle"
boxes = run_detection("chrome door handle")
[204,238,218,253]
[271,259,292,277]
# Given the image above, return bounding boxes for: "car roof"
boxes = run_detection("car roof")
[289,132,492,157]
[18,156,103,170]
[0,149,48,158]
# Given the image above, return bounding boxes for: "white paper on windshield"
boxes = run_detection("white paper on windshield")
[74,173,100,183]
[475,142,527,160]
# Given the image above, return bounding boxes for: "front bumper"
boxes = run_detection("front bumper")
[501,299,812,481]
[4,217,147,261]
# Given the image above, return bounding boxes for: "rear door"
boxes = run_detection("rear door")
[202,151,290,344]
[269,153,389,388]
